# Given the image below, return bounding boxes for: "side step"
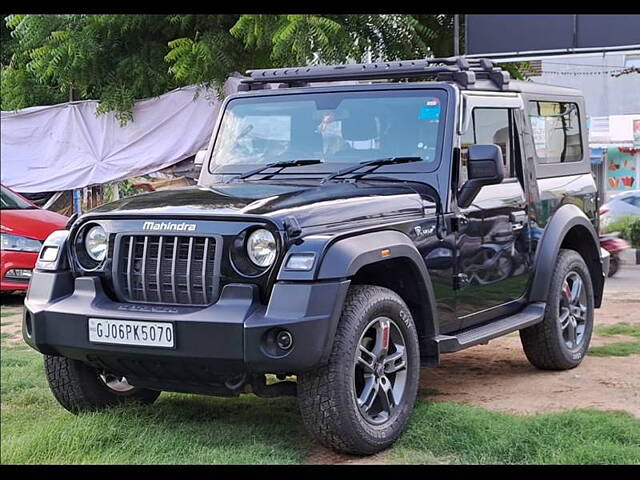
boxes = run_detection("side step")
[435,302,546,354]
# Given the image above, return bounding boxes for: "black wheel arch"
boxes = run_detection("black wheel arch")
[278,230,440,363]
[528,204,605,308]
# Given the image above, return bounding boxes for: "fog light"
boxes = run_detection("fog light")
[276,330,293,350]
[5,269,32,279]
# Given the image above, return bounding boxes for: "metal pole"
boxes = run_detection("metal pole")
[69,81,82,215]
[454,15,460,56]
[73,189,82,215]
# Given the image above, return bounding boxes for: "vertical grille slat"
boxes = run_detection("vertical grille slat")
[202,238,209,304]
[140,236,149,302]
[185,237,194,305]
[125,236,134,298]
[156,236,164,303]
[171,237,178,303]
[117,234,218,306]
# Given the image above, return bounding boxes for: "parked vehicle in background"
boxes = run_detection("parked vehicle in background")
[1,185,68,291]
[23,57,609,455]
[600,190,640,227]
[600,232,630,277]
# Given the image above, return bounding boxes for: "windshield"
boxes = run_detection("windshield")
[0,186,34,210]
[209,89,447,174]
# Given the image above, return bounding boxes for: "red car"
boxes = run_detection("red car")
[1,185,68,292]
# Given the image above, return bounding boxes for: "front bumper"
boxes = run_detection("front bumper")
[23,271,349,394]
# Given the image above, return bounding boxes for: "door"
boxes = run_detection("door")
[455,104,533,326]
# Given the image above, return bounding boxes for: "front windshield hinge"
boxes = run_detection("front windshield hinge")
[283,216,302,240]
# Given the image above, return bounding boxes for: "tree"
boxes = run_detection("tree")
[2,14,191,124]
[1,14,454,124]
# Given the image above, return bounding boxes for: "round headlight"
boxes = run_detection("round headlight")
[246,229,276,267]
[85,225,107,262]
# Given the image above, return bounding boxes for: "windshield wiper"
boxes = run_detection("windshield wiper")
[228,159,323,182]
[320,157,421,184]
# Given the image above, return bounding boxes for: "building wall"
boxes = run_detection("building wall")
[528,52,640,118]
[527,52,640,201]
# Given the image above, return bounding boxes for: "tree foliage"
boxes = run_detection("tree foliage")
[2,14,189,124]
[1,14,464,124]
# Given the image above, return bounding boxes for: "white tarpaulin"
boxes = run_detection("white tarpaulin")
[0,79,240,193]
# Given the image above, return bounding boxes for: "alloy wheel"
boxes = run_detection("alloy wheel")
[559,271,588,349]
[353,316,408,425]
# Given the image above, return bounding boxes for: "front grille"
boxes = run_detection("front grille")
[115,235,219,306]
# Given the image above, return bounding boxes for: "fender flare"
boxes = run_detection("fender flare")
[318,230,440,354]
[317,230,429,280]
[528,203,604,306]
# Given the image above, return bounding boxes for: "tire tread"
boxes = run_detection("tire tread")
[520,249,594,370]
[298,285,419,455]
[44,355,160,413]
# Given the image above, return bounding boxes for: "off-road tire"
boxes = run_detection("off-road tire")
[297,285,420,455]
[44,355,160,413]
[520,249,595,370]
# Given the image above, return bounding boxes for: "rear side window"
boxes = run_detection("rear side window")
[528,101,583,164]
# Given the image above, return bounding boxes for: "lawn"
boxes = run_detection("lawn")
[1,342,639,464]
[588,342,640,357]
[595,322,640,338]
[589,323,640,357]
[1,346,307,464]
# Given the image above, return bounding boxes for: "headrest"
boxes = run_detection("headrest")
[341,111,378,141]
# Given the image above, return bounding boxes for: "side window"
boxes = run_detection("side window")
[623,195,640,208]
[528,101,583,164]
[460,108,512,184]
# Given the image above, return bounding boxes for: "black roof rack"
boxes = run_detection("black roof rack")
[237,56,510,92]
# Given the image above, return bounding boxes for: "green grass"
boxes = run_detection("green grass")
[588,322,640,357]
[393,402,640,464]
[1,347,308,464]
[2,344,640,464]
[588,341,640,357]
[595,323,640,338]
[1,331,17,341]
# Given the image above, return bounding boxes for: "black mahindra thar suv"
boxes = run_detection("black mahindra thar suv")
[24,57,609,455]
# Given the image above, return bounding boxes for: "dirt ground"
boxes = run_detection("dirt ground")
[420,266,639,418]
[2,265,639,465]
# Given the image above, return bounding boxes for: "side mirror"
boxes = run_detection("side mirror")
[457,144,504,209]
[194,149,208,167]
[424,246,454,270]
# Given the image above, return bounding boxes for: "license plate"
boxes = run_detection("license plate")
[88,318,174,348]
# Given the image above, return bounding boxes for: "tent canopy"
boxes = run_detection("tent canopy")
[0,80,240,193]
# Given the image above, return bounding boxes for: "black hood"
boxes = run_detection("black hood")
[89,180,433,229]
